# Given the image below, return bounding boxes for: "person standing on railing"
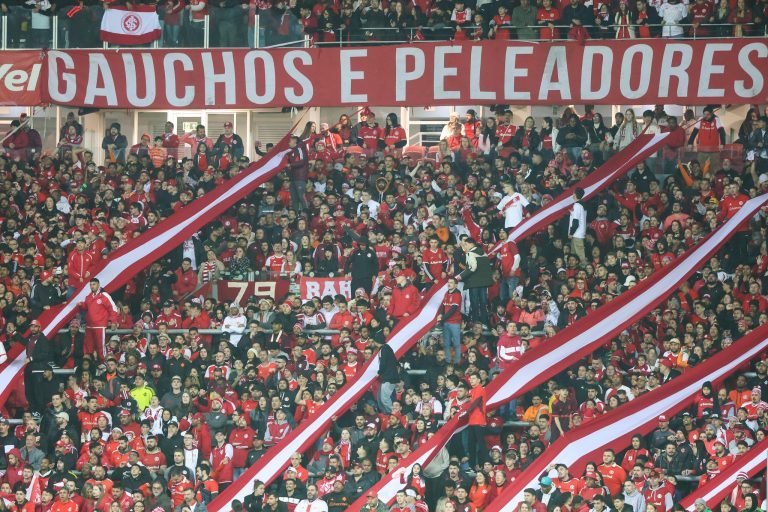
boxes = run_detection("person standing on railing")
[80,278,119,364]
[457,237,493,327]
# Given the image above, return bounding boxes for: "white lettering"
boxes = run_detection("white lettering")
[27,63,41,92]
[163,53,195,107]
[504,46,533,100]
[244,51,276,104]
[340,49,368,103]
[698,43,731,97]
[122,53,156,107]
[581,46,613,100]
[538,46,571,100]
[202,51,237,105]
[47,51,76,103]
[84,54,117,106]
[470,46,494,100]
[283,51,313,104]
[434,46,462,100]
[305,281,320,299]
[4,70,28,92]
[735,43,768,98]
[395,47,425,102]
[658,44,693,98]
[619,45,652,99]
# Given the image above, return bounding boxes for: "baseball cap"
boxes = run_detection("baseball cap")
[658,415,668,422]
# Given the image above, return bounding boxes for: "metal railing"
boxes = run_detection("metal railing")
[310,21,764,47]
[0,13,763,50]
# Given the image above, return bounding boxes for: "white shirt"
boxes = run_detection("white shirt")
[497,193,530,228]
[221,314,247,346]
[658,2,688,36]
[294,499,329,512]
[569,202,587,239]
[357,199,380,219]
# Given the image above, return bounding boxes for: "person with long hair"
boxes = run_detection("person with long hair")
[299,121,319,146]
[440,112,465,140]
[615,1,635,38]
[383,113,407,156]
[477,117,498,156]
[615,109,639,151]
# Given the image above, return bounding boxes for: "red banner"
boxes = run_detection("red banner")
[299,277,351,301]
[196,279,292,304]
[40,40,768,108]
[0,51,44,107]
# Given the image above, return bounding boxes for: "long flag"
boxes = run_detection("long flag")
[350,193,768,509]
[679,440,768,511]
[484,322,768,511]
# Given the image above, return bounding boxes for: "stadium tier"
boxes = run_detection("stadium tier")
[0,18,766,512]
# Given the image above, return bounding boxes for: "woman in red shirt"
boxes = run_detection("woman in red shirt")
[384,113,407,157]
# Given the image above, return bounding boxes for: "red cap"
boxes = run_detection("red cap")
[323,437,334,445]
[585,471,598,480]
[151,364,162,370]
[660,359,674,369]
[40,270,53,281]
[30,320,41,327]
[224,121,233,128]
[658,414,668,422]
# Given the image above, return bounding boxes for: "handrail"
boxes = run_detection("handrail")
[312,22,764,46]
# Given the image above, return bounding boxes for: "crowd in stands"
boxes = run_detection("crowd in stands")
[1,0,766,49]
[0,102,768,512]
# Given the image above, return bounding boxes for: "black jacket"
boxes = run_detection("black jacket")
[30,283,61,317]
[345,246,380,279]
[377,344,399,384]
[458,245,494,289]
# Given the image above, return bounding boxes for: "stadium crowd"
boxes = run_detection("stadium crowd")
[0,103,768,512]
[2,0,766,49]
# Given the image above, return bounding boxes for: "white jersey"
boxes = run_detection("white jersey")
[497,193,530,228]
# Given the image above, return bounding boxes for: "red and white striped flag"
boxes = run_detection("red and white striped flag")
[485,322,768,511]
[100,5,161,45]
[679,439,768,511]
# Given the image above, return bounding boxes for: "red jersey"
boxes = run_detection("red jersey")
[422,248,448,281]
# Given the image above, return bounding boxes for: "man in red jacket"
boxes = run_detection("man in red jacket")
[67,238,93,297]
[387,270,421,324]
[80,278,119,363]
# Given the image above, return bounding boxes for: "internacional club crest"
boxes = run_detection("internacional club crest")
[121,13,142,32]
